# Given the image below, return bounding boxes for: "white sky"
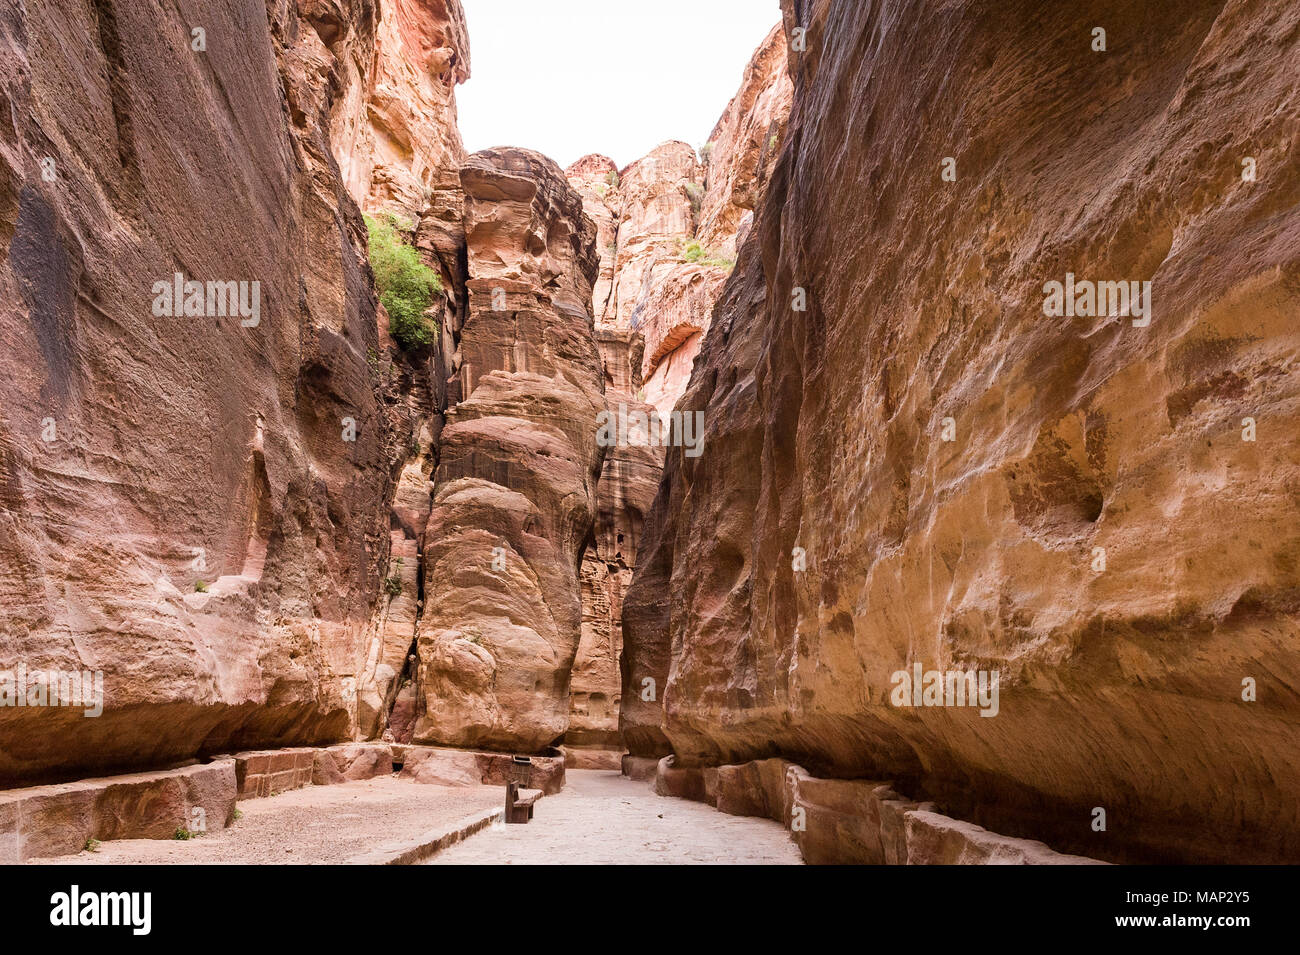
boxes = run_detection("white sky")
[457,0,782,170]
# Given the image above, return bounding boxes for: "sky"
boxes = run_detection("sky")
[457,0,782,170]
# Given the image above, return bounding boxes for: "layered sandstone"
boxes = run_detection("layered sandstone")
[652,756,1104,865]
[563,27,792,760]
[412,148,605,752]
[567,29,791,420]
[345,1,471,742]
[624,0,1300,864]
[567,331,664,763]
[696,24,793,260]
[0,0,415,784]
[350,0,470,219]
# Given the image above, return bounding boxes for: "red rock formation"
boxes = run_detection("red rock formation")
[624,0,1300,864]
[568,330,663,765]
[564,27,792,762]
[339,0,471,223]
[0,0,404,784]
[349,0,472,743]
[565,155,621,324]
[696,24,793,260]
[0,0,483,784]
[412,148,605,752]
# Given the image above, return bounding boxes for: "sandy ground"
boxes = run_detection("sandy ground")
[427,770,804,864]
[30,777,501,865]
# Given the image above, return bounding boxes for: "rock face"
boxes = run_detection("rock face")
[696,24,793,261]
[412,148,605,752]
[567,330,663,762]
[349,0,471,746]
[623,0,1300,864]
[342,0,470,224]
[0,0,414,784]
[561,40,792,759]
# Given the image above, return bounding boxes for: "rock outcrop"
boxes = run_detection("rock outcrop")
[567,330,663,764]
[349,0,472,745]
[343,0,470,224]
[564,25,793,762]
[0,0,418,784]
[696,24,793,261]
[412,148,605,752]
[623,0,1300,864]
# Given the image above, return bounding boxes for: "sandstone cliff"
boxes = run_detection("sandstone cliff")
[413,148,605,752]
[563,31,792,759]
[348,0,472,741]
[623,0,1300,864]
[0,0,405,782]
[567,330,663,765]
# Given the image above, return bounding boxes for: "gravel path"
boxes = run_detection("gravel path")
[30,777,501,865]
[427,769,803,864]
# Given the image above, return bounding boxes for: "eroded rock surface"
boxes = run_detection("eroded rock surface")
[623,0,1300,863]
[412,148,605,752]
[567,330,663,762]
[560,28,791,763]
[0,0,407,784]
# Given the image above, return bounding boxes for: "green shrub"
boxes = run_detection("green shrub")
[84,838,100,853]
[605,169,619,188]
[194,580,207,593]
[680,239,734,270]
[698,142,713,165]
[365,214,442,350]
[174,827,194,840]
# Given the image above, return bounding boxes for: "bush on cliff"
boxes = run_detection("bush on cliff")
[365,213,442,350]
[681,238,734,270]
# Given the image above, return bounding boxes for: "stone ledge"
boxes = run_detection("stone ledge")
[231,742,395,798]
[231,747,319,799]
[311,742,395,786]
[648,755,1107,865]
[561,745,625,771]
[345,805,505,865]
[0,760,236,862]
[621,754,660,780]
[398,746,565,795]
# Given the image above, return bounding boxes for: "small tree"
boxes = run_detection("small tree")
[365,214,442,350]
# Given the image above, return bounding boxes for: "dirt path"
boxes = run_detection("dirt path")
[30,777,501,865]
[427,769,803,864]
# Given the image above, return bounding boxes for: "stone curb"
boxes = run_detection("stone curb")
[345,805,504,865]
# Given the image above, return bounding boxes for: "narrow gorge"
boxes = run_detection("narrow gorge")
[1,0,1297,871]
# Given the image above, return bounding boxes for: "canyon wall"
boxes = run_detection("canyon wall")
[566,329,662,765]
[0,0,484,783]
[624,0,1300,864]
[0,0,414,783]
[563,33,792,759]
[349,0,472,742]
[413,148,605,752]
